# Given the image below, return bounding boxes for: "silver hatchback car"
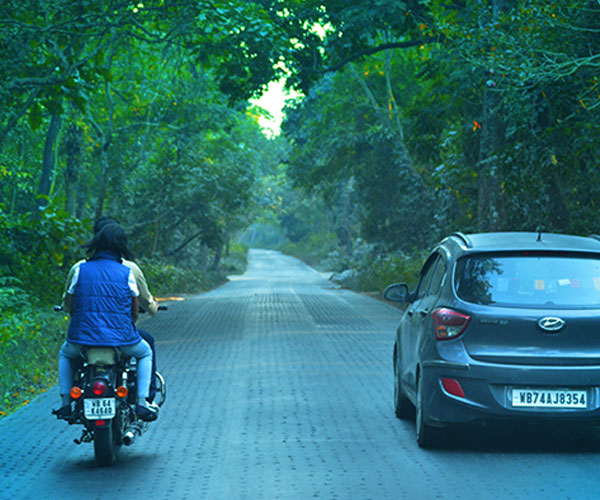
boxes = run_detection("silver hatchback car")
[384,232,600,447]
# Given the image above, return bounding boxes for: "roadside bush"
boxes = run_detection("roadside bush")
[137,258,225,296]
[356,251,427,293]
[279,230,426,295]
[138,244,249,296]
[0,200,89,304]
[279,232,338,268]
[0,277,67,416]
[222,242,249,275]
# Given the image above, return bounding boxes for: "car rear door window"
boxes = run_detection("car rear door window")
[428,256,446,296]
[455,252,600,307]
[416,254,444,299]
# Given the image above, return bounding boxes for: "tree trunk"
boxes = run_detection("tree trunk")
[476,83,505,230]
[152,219,161,254]
[92,30,118,219]
[476,0,507,231]
[37,113,61,208]
[211,243,223,271]
[95,147,110,220]
[64,122,82,215]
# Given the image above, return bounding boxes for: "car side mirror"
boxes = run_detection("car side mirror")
[383,283,410,303]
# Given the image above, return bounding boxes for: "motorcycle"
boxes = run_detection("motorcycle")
[53,306,166,466]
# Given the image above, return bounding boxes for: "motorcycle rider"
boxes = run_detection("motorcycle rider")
[56,223,158,421]
[61,216,160,402]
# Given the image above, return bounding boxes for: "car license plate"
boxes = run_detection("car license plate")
[511,389,587,409]
[84,398,116,419]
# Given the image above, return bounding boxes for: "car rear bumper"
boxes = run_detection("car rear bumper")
[421,359,600,425]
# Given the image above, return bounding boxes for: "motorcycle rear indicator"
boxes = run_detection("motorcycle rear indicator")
[432,308,471,340]
[116,386,128,398]
[70,386,82,399]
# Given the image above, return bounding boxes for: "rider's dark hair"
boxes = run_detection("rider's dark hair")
[93,216,120,234]
[84,223,134,261]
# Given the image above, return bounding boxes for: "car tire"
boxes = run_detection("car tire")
[393,344,413,419]
[415,372,442,448]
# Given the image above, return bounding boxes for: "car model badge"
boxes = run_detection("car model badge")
[538,317,565,332]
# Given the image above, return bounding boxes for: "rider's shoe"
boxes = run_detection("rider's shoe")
[136,402,158,422]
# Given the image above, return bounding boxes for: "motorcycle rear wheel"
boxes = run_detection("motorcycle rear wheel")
[93,419,120,466]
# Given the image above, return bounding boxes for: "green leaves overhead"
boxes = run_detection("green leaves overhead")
[282,0,600,253]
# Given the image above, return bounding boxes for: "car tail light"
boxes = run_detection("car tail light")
[432,308,470,340]
[92,381,107,396]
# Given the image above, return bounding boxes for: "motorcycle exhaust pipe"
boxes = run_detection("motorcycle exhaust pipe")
[122,430,136,446]
[122,423,143,446]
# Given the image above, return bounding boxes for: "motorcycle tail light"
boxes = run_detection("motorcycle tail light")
[92,381,107,396]
[116,386,128,398]
[432,308,471,340]
[70,386,82,399]
[95,420,106,427]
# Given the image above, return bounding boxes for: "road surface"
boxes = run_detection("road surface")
[1,249,599,499]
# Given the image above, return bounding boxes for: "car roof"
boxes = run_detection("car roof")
[444,231,600,253]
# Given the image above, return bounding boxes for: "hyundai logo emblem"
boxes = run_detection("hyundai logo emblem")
[538,317,565,332]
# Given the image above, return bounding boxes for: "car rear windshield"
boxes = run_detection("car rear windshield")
[455,252,600,307]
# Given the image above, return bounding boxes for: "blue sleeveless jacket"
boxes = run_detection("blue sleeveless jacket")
[67,251,141,346]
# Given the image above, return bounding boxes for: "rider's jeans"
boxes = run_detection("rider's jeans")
[59,340,153,400]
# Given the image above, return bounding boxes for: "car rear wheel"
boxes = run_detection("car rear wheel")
[415,373,442,448]
[393,344,413,419]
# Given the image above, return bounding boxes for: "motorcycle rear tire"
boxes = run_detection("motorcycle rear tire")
[93,419,119,466]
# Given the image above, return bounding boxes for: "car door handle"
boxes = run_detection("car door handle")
[417,309,429,317]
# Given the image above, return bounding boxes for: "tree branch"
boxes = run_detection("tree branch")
[165,230,204,256]
[306,36,444,74]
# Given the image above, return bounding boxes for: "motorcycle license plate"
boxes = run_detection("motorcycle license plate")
[84,398,116,419]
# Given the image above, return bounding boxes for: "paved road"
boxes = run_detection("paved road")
[1,249,600,499]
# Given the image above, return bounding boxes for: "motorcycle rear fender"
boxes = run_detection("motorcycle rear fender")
[87,365,118,391]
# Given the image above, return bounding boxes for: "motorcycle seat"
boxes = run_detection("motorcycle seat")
[84,347,120,366]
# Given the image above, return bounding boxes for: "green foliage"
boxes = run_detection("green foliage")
[0,280,67,417]
[221,242,249,275]
[355,250,427,293]
[135,244,248,296]
[282,0,600,256]
[136,258,225,296]
[284,54,438,252]
[279,232,339,268]
[0,200,89,304]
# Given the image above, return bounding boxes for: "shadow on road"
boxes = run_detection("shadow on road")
[420,421,600,454]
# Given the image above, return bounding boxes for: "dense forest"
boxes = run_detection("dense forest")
[2,1,600,412]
